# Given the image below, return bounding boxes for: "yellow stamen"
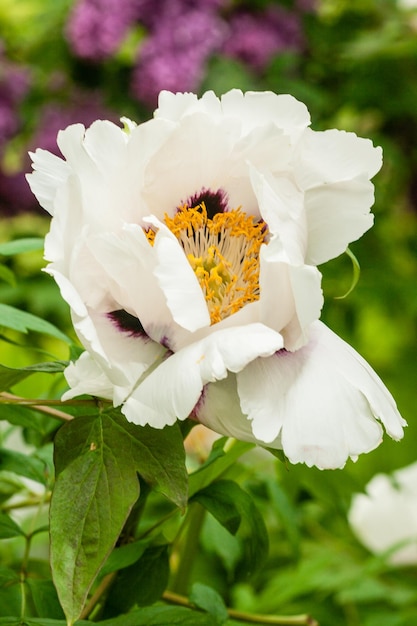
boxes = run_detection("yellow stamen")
[145,199,268,324]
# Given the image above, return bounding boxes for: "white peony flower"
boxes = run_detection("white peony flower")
[349,462,417,565]
[26,89,405,469]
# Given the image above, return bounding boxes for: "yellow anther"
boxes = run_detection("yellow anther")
[144,195,268,324]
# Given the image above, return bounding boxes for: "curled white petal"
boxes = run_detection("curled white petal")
[197,321,405,470]
[122,323,284,428]
[62,352,115,401]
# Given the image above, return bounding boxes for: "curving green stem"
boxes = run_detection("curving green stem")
[163,589,319,625]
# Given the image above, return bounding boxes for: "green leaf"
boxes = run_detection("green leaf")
[0,448,48,484]
[0,303,72,344]
[0,580,21,618]
[100,539,148,577]
[265,477,300,558]
[192,480,269,579]
[335,246,361,299]
[0,512,25,539]
[0,609,90,626]
[26,579,65,619]
[189,439,254,498]
[0,404,48,432]
[102,545,170,617]
[105,410,188,510]
[0,264,16,287]
[193,486,241,535]
[50,413,142,624]
[99,604,216,625]
[0,237,44,256]
[0,361,67,391]
[190,582,229,625]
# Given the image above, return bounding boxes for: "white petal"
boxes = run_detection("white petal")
[235,321,405,469]
[62,351,114,401]
[155,90,222,120]
[251,168,307,264]
[89,223,208,345]
[304,176,375,265]
[195,375,255,442]
[349,468,417,565]
[259,241,323,349]
[70,306,167,405]
[220,90,311,139]
[152,233,211,331]
[286,264,323,348]
[82,120,129,173]
[143,112,238,215]
[26,149,71,215]
[294,128,383,190]
[122,323,284,428]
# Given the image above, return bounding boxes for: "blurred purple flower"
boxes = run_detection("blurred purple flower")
[295,0,317,11]
[132,6,225,107]
[66,0,138,61]
[221,7,303,72]
[134,0,227,29]
[0,46,31,150]
[0,168,35,215]
[29,94,118,154]
[1,92,116,215]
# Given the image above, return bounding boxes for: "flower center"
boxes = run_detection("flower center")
[147,196,268,325]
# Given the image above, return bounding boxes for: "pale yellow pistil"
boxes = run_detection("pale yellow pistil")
[146,200,268,324]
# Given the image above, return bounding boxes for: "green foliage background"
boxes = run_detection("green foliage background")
[0,1,417,625]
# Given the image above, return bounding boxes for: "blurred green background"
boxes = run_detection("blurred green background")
[1,1,417,625]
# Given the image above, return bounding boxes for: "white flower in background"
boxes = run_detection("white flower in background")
[397,0,417,10]
[349,462,417,565]
[27,89,405,469]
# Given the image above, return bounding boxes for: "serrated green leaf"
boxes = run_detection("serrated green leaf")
[103,545,170,616]
[0,237,44,256]
[0,303,72,344]
[0,448,47,484]
[190,582,229,625]
[0,361,67,391]
[0,512,25,539]
[50,414,141,624]
[192,480,269,579]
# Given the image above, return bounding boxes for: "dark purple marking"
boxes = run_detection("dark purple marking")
[185,188,229,219]
[108,309,146,337]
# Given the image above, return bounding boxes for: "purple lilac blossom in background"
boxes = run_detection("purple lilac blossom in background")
[0,44,31,152]
[65,0,139,60]
[131,4,226,107]
[0,92,115,214]
[221,6,303,72]
[66,0,309,107]
[1,1,314,214]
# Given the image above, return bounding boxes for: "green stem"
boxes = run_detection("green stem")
[79,572,117,620]
[0,391,110,422]
[163,590,319,626]
[171,502,206,595]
